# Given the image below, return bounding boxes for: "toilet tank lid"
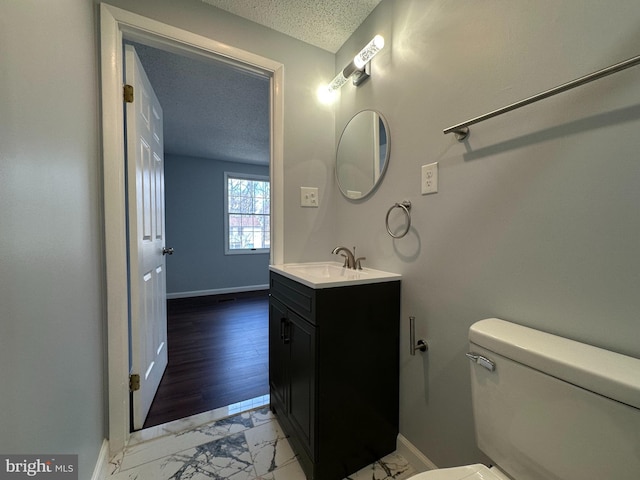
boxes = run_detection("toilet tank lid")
[470,318,640,410]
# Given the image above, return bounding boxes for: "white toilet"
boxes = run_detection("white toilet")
[409,318,640,480]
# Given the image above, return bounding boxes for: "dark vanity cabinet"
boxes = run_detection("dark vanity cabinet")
[269,271,401,480]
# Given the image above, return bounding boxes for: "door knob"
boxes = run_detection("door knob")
[162,247,174,255]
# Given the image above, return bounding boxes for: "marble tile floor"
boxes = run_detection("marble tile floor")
[108,395,416,480]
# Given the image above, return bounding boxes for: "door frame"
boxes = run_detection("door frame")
[100,3,284,455]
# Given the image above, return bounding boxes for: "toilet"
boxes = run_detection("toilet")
[408,318,640,480]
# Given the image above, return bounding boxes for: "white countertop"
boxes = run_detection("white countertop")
[269,262,401,289]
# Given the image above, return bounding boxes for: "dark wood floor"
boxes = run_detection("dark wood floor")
[142,290,269,429]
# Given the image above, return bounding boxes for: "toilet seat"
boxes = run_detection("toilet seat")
[409,464,508,480]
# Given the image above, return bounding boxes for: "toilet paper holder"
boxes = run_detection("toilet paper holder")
[409,316,428,355]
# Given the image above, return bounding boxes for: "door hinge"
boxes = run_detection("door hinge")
[129,374,141,392]
[123,84,134,103]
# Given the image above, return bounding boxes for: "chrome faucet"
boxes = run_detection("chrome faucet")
[331,246,366,270]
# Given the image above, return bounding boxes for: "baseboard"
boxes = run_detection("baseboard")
[91,439,110,480]
[166,284,269,299]
[397,434,438,473]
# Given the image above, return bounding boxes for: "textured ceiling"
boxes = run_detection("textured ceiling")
[201,0,383,53]
[129,41,271,165]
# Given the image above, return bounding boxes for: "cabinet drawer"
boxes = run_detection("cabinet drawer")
[270,272,316,323]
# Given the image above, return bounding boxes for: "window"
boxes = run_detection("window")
[224,172,270,254]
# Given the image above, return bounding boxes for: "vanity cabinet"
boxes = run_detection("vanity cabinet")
[269,295,316,456]
[269,271,400,480]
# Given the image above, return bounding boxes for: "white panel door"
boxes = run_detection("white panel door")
[125,45,169,430]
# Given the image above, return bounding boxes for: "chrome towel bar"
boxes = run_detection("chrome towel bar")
[444,53,640,141]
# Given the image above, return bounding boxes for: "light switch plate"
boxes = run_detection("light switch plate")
[300,187,319,207]
[421,162,438,194]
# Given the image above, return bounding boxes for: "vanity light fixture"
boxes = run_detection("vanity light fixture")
[322,35,385,98]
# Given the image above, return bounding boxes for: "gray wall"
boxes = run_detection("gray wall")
[165,155,270,296]
[333,0,640,468]
[0,1,105,477]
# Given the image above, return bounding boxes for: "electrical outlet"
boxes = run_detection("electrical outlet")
[421,162,438,195]
[300,187,319,207]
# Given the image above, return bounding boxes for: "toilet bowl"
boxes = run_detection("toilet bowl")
[405,318,640,480]
[409,464,510,480]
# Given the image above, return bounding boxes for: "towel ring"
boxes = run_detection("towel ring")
[385,201,412,238]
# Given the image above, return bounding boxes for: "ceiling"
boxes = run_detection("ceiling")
[129,41,271,165]
[129,1,382,164]
[201,0,383,53]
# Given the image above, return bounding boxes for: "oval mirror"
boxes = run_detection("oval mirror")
[336,110,390,199]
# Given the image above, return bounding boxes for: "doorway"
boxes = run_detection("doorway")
[100,4,284,454]
[126,40,272,429]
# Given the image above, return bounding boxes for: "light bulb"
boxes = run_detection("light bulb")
[327,72,349,92]
[353,35,385,69]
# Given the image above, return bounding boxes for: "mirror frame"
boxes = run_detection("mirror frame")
[336,109,390,200]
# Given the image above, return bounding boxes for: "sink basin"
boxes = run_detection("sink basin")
[269,262,401,289]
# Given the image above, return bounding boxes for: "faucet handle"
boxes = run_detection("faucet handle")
[340,254,349,268]
[355,257,366,270]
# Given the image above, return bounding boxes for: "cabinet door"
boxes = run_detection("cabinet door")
[268,296,288,413]
[288,310,316,456]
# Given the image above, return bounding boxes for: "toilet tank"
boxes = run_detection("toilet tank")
[468,318,640,480]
